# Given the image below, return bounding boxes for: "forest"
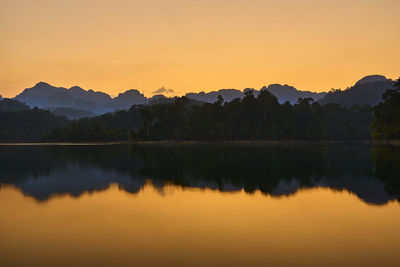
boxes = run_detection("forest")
[0,78,399,142]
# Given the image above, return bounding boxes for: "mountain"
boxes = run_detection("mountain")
[15,82,324,111]
[262,84,326,104]
[185,86,325,104]
[0,95,3,100]
[10,75,397,115]
[15,82,65,108]
[318,75,395,107]
[147,94,169,105]
[104,89,146,111]
[14,82,146,114]
[185,89,243,103]
[15,82,103,112]
[356,75,388,85]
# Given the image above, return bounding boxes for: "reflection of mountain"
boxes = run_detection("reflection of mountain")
[13,165,144,201]
[0,145,399,204]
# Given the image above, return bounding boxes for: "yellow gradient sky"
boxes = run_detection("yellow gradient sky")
[1,0,399,98]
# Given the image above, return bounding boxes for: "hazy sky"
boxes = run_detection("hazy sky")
[1,0,399,98]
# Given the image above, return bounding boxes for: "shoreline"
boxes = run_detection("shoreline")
[0,140,378,146]
[0,140,399,146]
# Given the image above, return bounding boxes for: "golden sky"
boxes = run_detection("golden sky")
[1,0,399,98]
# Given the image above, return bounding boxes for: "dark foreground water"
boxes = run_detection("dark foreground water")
[0,144,399,266]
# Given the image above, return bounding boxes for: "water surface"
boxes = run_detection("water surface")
[0,145,399,266]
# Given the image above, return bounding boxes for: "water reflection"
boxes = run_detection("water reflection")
[0,144,399,204]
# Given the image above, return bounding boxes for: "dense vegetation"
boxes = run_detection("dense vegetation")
[44,107,143,142]
[134,91,372,141]
[0,78,399,142]
[372,79,400,139]
[0,107,68,142]
[42,90,373,141]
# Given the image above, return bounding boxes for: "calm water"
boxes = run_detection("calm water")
[0,144,399,266]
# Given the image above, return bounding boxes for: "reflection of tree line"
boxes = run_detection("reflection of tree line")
[372,146,400,197]
[0,145,399,204]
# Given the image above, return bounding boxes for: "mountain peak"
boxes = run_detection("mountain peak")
[69,86,85,92]
[34,81,52,87]
[118,89,142,96]
[266,84,297,92]
[356,75,387,85]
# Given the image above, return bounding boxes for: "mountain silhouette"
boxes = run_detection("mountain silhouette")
[147,94,168,105]
[185,89,244,103]
[15,82,108,112]
[14,82,146,116]
[319,75,395,107]
[104,89,146,111]
[16,83,324,114]
[10,74,396,119]
[184,86,325,104]
[262,84,326,104]
[356,75,388,85]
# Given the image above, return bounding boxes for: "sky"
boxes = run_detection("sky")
[1,0,399,98]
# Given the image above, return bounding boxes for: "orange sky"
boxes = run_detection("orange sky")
[1,0,399,98]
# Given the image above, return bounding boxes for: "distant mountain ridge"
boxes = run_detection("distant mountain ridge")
[261,84,326,104]
[318,75,395,107]
[356,75,388,85]
[184,86,326,104]
[185,89,244,103]
[14,81,326,115]
[10,74,396,119]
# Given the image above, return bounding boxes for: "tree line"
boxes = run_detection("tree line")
[44,90,372,141]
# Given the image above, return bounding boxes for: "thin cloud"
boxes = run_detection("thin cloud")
[152,87,175,95]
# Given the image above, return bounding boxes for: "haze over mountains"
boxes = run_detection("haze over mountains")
[3,75,395,119]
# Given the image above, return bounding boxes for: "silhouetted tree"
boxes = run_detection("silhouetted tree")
[372,78,400,139]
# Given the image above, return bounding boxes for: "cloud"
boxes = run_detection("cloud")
[152,87,175,95]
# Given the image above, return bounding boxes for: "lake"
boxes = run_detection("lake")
[0,144,399,266]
